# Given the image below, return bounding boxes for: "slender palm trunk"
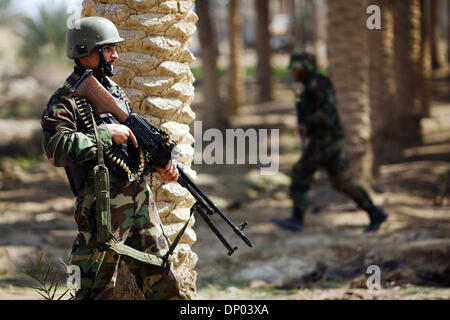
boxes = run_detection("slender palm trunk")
[196,0,226,128]
[393,0,423,150]
[448,0,450,65]
[313,0,327,69]
[289,0,304,51]
[369,0,396,171]
[421,0,432,118]
[83,0,198,299]
[228,0,245,115]
[430,0,443,69]
[327,0,373,187]
[254,0,274,102]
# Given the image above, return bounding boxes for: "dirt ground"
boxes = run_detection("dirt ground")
[191,76,450,300]
[0,74,449,300]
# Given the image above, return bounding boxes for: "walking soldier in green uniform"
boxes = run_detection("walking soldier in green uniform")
[41,17,185,299]
[271,52,388,233]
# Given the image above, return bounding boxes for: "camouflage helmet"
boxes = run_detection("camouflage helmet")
[66,17,124,60]
[289,52,317,73]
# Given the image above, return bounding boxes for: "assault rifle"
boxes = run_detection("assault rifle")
[69,70,253,256]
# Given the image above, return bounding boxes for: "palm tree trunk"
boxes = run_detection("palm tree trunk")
[327,0,373,187]
[254,0,274,102]
[448,0,450,65]
[430,0,443,69]
[313,0,327,69]
[228,0,245,115]
[421,0,432,118]
[393,0,423,150]
[289,0,304,51]
[83,0,198,299]
[369,0,396,171]
[196,0,226,128]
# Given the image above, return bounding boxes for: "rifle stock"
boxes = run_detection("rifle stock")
[71,70,254,255]
[72,70,129,123]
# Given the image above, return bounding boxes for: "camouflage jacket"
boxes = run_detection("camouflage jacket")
[295,72,344,143]
[41,69,138,195]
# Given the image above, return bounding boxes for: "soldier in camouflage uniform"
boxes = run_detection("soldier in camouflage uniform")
[271,52,388,233]
[41,17,185,299]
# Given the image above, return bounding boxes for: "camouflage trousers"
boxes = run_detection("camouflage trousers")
[290,142,375,219]
[69,177,185,300]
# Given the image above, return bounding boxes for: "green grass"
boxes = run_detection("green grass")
[321,277,348,289]
[190,66,232,80]
[0,101,38,119]
[10,155,41,170]
[191,66,328,82]
[0,270,8,280]
[191,66,293,81]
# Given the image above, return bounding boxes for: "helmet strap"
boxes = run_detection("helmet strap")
[74,60,86,75]
[93,47,113,77]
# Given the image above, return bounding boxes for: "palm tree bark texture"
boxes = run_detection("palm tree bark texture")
[393,0,423,149]
[254,0,274,102]
[82,0,198,299]
[369,0,397,169]
[420,0,432,118]
[326,0,374,187]
[195,0,226,129]
[228,0,245,116]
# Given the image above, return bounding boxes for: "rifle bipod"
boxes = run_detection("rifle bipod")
[177,167,254,256]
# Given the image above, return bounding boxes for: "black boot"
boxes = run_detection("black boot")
[364,206,388,232]
[271,208,304,232]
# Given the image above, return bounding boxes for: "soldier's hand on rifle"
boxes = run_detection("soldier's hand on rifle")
[153,160,179,182]
[105,123,138,148]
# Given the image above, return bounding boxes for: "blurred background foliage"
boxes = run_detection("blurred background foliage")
[0,0,69,65]
[17,4,69,65]
[0,0,21,26]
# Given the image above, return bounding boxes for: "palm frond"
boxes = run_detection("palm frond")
[22,252,75,300]
[17,3,70,63]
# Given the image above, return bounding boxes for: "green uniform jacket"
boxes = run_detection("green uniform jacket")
[41,72,121,195]
[295,72,345,144]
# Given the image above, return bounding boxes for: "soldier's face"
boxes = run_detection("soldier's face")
[101,44,119,68]
[79,44,119,71]
[292,68,307,82]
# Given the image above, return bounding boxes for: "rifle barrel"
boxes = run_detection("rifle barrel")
[177,167,254,249]
[192,203,237,256]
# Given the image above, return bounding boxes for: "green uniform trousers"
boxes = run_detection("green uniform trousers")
[69,177,184,300]
[290,141,375,219]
